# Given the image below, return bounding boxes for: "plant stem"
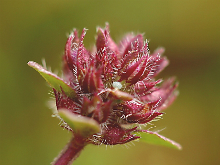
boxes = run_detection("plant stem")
[52,136,86,165]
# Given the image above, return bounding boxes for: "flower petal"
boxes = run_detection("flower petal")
[140,78,178,111]
[135,130,182,150]
[28,61,76,100]
[122,34,143,57]
[96,27,106,53]
[134,79,162,96]
[53,89,80,113]
[126,111,163,124]
[99,125,139,145]
[81,62,104,93]
[147,48,169,78]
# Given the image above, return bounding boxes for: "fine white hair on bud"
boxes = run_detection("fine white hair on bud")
[112,82,122,89]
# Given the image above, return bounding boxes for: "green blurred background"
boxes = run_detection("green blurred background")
[0,0,219,164]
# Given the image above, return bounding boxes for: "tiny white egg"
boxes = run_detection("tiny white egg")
[112,82,122,89]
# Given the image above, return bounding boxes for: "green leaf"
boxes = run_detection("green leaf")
[135,130,182,150]
[28,61,76,100]
[59,109,101,137]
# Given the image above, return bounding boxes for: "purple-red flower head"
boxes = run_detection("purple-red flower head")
[57,24,178,144]
[28,24,181,165]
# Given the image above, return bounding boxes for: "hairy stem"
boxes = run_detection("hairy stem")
[52,136,86,165]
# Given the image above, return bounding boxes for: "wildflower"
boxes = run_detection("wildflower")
[28,23,181,165]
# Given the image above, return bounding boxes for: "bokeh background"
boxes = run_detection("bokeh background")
[1,0,220,164]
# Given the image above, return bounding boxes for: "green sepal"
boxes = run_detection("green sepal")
[28,61,76,100]
[135,131,182,150]
[58,109,101,138]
